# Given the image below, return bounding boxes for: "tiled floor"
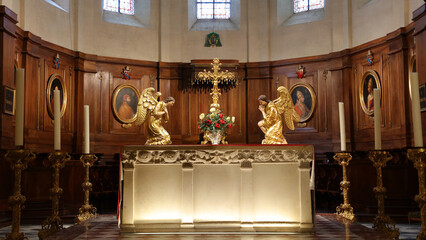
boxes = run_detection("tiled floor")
[0,214,421,240]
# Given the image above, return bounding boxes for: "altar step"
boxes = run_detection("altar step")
[355,212,417,223]
[21,201,76,224]
[0,211,11,228]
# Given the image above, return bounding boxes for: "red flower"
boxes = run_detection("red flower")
[206,120,211,125]
[215,123,221,128]
[228,123,233,128]
[219,119,225,124]
[198,125,201,130]
[219,113,223,118]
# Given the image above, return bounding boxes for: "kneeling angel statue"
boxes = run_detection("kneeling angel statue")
[135,87,175,145]
[258,86,300,144]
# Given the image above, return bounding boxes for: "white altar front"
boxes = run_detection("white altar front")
[119,144,314,232]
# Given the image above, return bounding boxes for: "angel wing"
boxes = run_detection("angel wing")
[273,86,300,130]
[134,87,158,126]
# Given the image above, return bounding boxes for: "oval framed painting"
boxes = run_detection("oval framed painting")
[112,84,140,124]
[359,70,381,116]
[289,83,316,123]
[46,74,67,119]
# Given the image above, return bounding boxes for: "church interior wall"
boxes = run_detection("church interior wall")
[0,0,423,63]
[0,1,425,221]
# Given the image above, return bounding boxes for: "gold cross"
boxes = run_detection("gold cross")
[197,58,235,112]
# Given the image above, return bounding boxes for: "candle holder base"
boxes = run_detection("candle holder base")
[2,149,35,240]
[368,150,400,239]
[336,203,355,221]
[373,215,400,240]
[38,151,70,240]
[76,154,98,223]
[38,216,64,240]
[334,152,355,221]
[407,147,426,240]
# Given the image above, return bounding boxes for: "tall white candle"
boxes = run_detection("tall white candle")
[83,105,90,154]
[338,102,346,151]
[54,90,61,150]
[374,88,381,150]
[15,68,25,146]
[410,73,424,147]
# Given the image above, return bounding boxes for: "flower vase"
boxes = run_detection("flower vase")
[209,131,222,145]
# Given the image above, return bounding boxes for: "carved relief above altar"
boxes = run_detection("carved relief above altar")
[121,145,314,166]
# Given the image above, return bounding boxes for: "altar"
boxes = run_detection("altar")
[119,144,314,233]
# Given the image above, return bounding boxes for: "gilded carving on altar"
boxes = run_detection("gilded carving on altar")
[121,145,314,166]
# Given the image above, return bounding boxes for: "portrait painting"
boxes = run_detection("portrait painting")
[46,74,67,119]
[289,83,316,123]
[3,86,15,115]
[360,70,381,115]
[112,84,140,124]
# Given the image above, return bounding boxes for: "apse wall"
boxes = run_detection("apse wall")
[0,0,424,62]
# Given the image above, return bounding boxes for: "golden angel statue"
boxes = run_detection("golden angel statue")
[135,87,175,145]
[257,86,300,144]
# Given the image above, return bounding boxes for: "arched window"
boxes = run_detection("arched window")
[104,0,135,15]
[294,0,324,13]
[197,0,231,20]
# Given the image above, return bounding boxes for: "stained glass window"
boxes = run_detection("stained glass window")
[294,0,324,13]
[104,0,135,15]
[197,0,231,20]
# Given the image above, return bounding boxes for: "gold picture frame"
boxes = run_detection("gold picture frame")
[46,74,67,119]
[112,84,140,124]
[360,70,381,116]
[3,86,15,115]
[289,83,316,123]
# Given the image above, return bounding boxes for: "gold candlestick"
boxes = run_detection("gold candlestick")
[407,147,426,240]
[334,152,355,221]
[76,154,98,223]
[2,148,35,240]
[368,150,400,239]
[38,151,70,240]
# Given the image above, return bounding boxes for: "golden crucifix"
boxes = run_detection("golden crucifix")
[197,58,236,112]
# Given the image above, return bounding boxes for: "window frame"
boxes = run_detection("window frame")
[102,0,151,28]
[104,0,135,15]
[197,0,231,20]
[293,0,324,14]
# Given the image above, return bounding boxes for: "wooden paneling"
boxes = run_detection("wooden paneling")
[0,4,425,215]
[0,6,18,209]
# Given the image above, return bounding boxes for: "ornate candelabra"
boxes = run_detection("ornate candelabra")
[76,154,98,223]
[196,58,236,113]
[38,151,71,240]
[407,147,426,240]
[333,152,355,221]
[368,150,400,239]
[2,148,35,240]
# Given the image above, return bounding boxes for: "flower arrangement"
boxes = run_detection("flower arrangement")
[198,108,235,134]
